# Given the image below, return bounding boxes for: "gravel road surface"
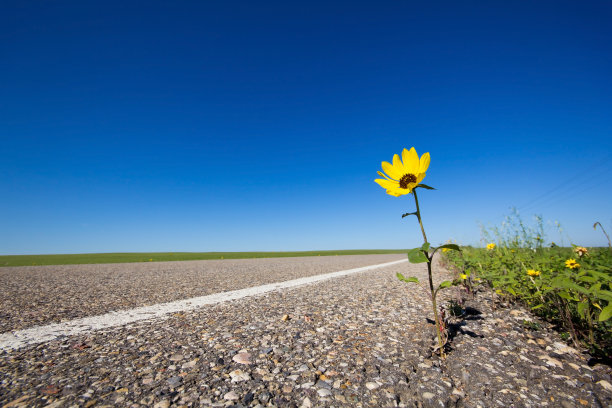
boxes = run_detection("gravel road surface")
[1,255,611,407]
[0,254,404,333]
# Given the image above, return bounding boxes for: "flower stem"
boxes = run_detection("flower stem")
[412,189,444,357]
[594,222,612,252]
[412,189,428,244]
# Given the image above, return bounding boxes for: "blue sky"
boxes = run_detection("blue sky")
[1,1,611,255]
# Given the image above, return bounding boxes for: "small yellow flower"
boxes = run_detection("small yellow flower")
[565,259,580,269]
[375,147,430,196]
[495,289,503,295]
[460,273,468,280]
[527,269,541,276]
[574,246,588,257]
[442,248,450,253]
[486,243,496,251]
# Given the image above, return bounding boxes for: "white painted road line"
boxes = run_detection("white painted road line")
[0,258,407,351]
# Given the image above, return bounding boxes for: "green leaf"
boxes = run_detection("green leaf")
[588,270,612,282]
[407,247,429,263]
[397,272,419,284]
[577,301,589,318]
[438,280,453,290]
[531,304,545,310]
[551,277,591,296]
[402,212,417,218]
[421,242,431,252]
[598,304,612,322]
[557,291,575,301]
[577,275,598,284]
[433,243,462,256]
[596,290,612,302]
[438,244,461,252]
[416,184,436,190]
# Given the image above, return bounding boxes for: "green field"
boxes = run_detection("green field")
[0,249,408,267]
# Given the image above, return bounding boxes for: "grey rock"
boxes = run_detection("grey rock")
[224,390,239,401]
[258,391,272,404]
[166,376,182,388]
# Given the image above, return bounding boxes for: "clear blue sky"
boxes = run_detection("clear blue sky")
[2,1,611,255]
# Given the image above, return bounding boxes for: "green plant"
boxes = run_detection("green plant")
[443,212,612,358]
[375,147,461,357]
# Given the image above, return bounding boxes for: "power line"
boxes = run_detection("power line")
[516,154,612,213]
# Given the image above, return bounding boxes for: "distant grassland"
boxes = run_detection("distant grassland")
[0,249,408,267]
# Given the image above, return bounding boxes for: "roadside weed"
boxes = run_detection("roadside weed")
[444,214,612,358]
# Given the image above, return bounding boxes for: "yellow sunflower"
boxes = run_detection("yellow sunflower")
[565,259,580,269]
[375,147,430,196]
[486,243,496,251]
[527,269,541,276]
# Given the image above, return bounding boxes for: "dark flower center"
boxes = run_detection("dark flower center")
[399,173,417,189]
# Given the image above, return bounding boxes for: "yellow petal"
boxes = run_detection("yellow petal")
[377,171,394,181]
[381,161,401,180]
[416,173,426,184]
[419,152,430,174]
[392,154,404,174]
[402,147,420,174]
[375,178,399,189]
[386,188,410,197]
